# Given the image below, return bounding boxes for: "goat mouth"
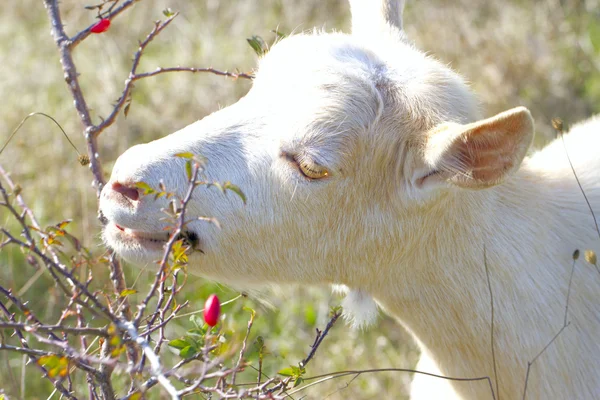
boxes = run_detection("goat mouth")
[107,222,170,251]
[106,222,201,253]
[114,224,170,243]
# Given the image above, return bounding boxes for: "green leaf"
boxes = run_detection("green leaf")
[271,29,287,39]
[254,336,265,356]
[38,355,60,369]
[223,182,246,205]
[247,35,269,56]
[277,367,295,377]
[185,160,192,181]
[293,377,304,387]
[163,8,175,17]
[123,100,132,118]
[179,345,197,358]
[187,328,205,337]
[243,306,256,320]
[329,305,343,317]
[133,181,154,195]
[167,339,189,350]
[62,230,83,252]
[304,304,317,327]
[190,314,205,329]
[206,182,224,193]
[174,152,194,159]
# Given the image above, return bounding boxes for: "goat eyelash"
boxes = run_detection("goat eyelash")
[298,160,329,179]
[281,151,330,180]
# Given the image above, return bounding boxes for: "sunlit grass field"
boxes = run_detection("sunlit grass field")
[1,0,599,398]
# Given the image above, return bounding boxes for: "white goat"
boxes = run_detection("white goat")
[99,1,600,398]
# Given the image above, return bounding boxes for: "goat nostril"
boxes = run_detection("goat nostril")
[112,182,140,201]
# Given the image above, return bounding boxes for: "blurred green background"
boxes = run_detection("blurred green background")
[1,0,599,398]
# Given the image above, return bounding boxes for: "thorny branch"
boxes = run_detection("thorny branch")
[38,6,253,392]
[40,2,242,393]
[0,297,77,399]
[5,1,574,399]
[42,0,252,193]
[95,13,179,137]
[43,0,104,191]
[0,322,108,338]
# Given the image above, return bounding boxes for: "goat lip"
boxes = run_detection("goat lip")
[108,222,170,244]
[106,222,204,255]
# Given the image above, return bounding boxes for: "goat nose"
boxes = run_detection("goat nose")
[112,182,140,201]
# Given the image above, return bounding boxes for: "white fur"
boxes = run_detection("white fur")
[99,1,600,399]
[337,287,380,328]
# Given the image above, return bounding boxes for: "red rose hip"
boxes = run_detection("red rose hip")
[203,294,220,327]
[90,19,111,34]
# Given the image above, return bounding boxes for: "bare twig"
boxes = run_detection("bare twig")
[265,310,342,396]
[0,228,116,322]
[134,163,201,327]
[107,251,139,377]
[300,311,341,369]
[70,0,141,48]
[78,305,97,400]
[134,67,254,81]
[0,322,108,337]
[522,251,578,400]
[43,0,105,191]
[288,368,496,398]
[0,113,85,162]
[122,321,179,399]
[484,247,500,400]
[95,13,179,136]
[555,119,600,239]
[0,344,56,358]
[0,300,77,400]
[231,309,256,387]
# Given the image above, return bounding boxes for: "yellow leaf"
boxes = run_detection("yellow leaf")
[174,152,194,159]
[120,289,137,297]
[110,348,120,358]
[48,366,59,378]
[107,323,117,335]
[56,220,72,230]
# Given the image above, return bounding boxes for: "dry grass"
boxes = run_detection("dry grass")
[0,0,598,398]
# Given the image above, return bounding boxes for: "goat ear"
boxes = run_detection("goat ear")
[422,107,534,189]
[350,0,405,36]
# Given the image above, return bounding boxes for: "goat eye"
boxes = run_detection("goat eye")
[298,160,329,180]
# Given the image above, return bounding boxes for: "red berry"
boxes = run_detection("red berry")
[203,294,220,327]
[90,19,111,34]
